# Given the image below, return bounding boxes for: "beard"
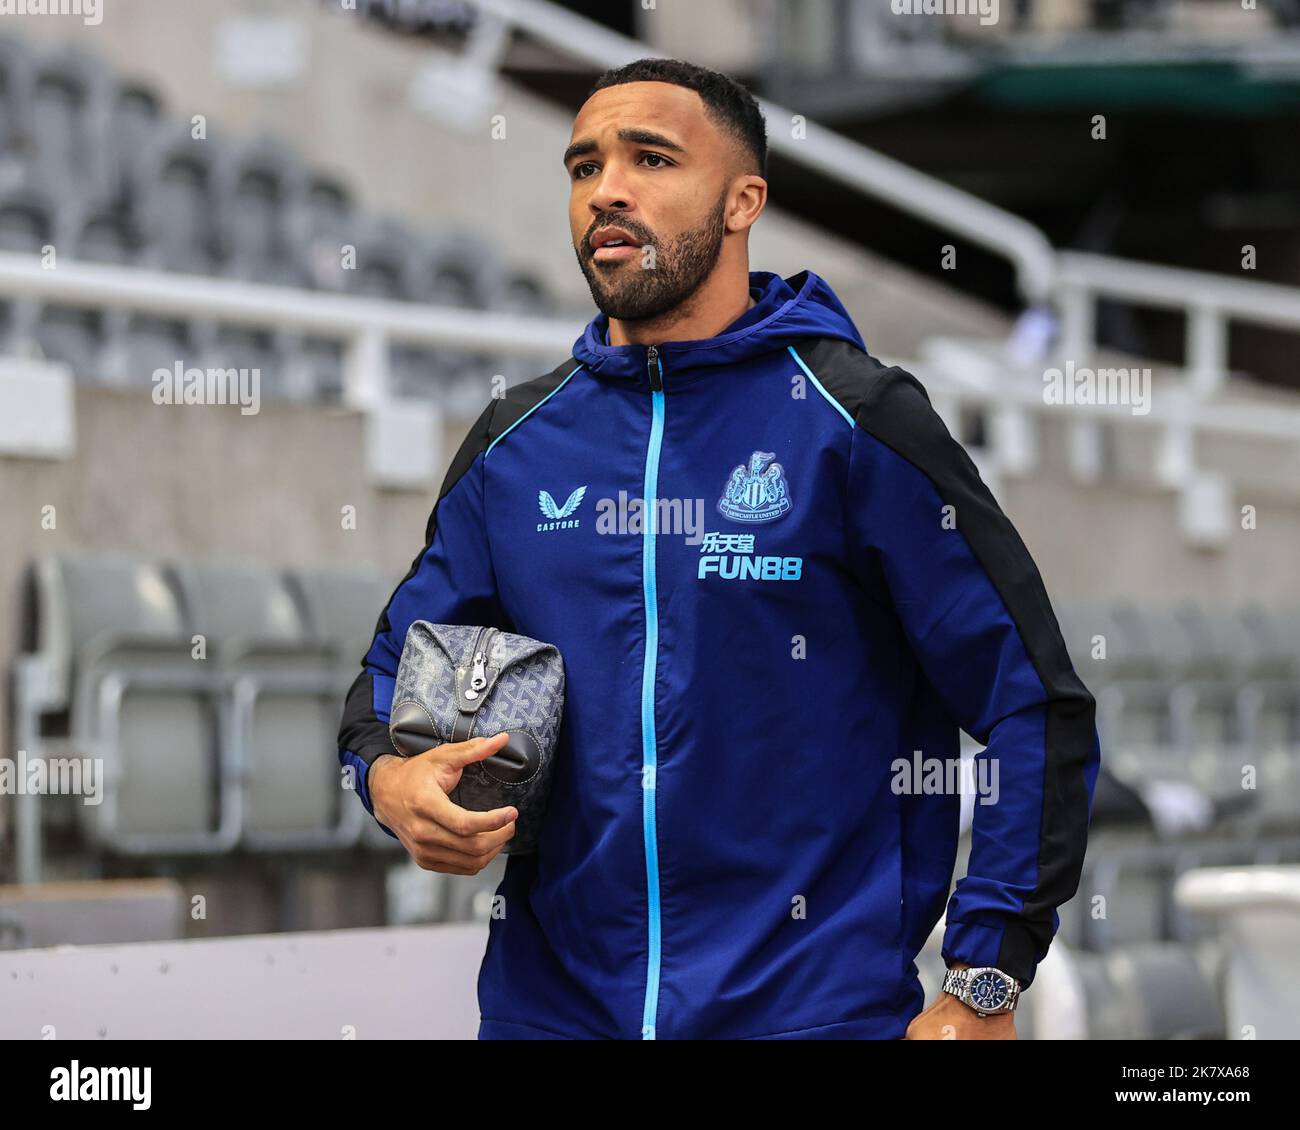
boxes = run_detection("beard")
[575,193,728,324]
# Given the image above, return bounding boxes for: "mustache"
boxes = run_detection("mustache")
[584,218,657,254]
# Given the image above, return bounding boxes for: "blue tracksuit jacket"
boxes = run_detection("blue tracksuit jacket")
[339,268,1102,1040]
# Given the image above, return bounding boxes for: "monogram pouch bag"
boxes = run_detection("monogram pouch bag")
[388,622,564,855]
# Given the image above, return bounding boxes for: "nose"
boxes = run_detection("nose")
[587,162,635,218]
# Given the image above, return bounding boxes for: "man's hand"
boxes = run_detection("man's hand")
[904,963,1018,1040]
[368,733,518,874]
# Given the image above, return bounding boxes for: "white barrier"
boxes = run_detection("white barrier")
[1175,865,1300,1041]
[0,923,488,1040]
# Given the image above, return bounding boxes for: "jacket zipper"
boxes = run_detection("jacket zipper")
[640,344,664,1039]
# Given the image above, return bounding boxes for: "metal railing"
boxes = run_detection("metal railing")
[0,253,574,410]
[1057,252,1300,395]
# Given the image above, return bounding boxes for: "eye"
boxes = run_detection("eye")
[640,152,672,168]
[572,161,598,180]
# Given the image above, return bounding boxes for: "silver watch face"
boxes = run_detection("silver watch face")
[968,970,1011,1011]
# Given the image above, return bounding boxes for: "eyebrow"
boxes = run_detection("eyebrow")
[563,128,686,168]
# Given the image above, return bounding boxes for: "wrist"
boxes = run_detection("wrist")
[368,753,399,817]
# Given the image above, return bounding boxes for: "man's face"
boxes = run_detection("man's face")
[564,81,735,322]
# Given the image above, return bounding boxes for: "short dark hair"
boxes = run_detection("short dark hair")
[586,58,767,178]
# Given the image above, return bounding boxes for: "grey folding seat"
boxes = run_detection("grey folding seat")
[0,186,56,252]
[1254,749,1300,833]
[347,218,426,397]
[21,555,224,853]
[26,44,111,197]
[1081,832,1170,949]
[1236,603,1300,749]
[102,81,165,212]
[347,216,420,301]
[0,36,35,184]
[1058,600,1129,750]
[1068,951,1136,1038]
[419,231,504,309]
[212,136,304,286]
[500,272,552,318]
[34,305,104,379]
[170,561,361,849]
[297,337,346,401]
[1052,599,1112,702]
[200,325,288,401]
[1102,943,1225,1039]
[103,313,195,388]
[495,272,557,389]
[291,565,391,669]
[284,172,356,292]
[291,565,405,852]
[1099,601,1188,752]
[410,232,506,399]
[72,203,142,266]
[1168,602,1252,751]
[134,125,225,275]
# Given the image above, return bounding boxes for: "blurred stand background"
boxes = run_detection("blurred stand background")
[1,0,1299,1038]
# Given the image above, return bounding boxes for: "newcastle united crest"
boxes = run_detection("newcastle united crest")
[717,449,792,524]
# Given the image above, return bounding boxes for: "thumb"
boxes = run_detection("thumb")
[433,731,510,768]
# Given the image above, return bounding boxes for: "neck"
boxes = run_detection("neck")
[607,261,754,347]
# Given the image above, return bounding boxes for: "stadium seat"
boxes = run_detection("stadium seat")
[133,123,225,275]
[170,561,361,850]
[24,554,226,852]
[0,36,35,182]
[212,135,305,287]
[102,80,165,214]
[34,304,104,379]
[0,184,60,252]
[26,44,111,198]
[284,171,356,292]
[71,201,143,266]
[1168,602,1253,750]
[102,312,196,388]
[1237,603,1300,748]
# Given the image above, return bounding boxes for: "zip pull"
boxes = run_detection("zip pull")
[465,627,491,700]
[647,344,662,393]
[469,650,487,691]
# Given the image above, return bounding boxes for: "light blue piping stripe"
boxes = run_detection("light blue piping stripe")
[787,345,855,428]
[639,361,665,1041]
[485,364,582,455]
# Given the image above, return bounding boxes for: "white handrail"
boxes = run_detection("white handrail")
[1056,252,1300,395]
[0,252,575,409]
[469,0,1059,302]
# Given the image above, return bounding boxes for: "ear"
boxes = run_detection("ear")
[726,174,767,234]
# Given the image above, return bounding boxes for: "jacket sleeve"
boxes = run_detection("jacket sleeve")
[337,398,509,838]
[844,366,1101,990]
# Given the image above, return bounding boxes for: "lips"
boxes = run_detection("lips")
[589,225,645,263]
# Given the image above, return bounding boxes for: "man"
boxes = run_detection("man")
[338,58,1101,1040]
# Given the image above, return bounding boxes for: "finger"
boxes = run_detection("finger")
[426,732,511,769]
[412,816,518,855]
[425,785,518,836]
[413,838,507,872]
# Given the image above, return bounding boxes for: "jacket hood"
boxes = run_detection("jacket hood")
[571,269,866,387]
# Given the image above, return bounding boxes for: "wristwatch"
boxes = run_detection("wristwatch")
[941,966,1021,1017]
